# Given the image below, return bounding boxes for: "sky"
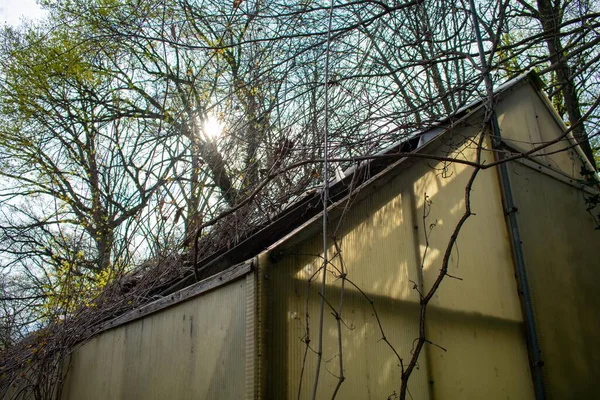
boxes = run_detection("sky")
[0,0,47,27]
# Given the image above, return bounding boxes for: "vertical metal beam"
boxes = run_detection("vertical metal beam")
[491,113,546,399]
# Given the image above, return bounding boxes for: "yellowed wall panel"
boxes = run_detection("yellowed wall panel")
[262,251,430,400]
[411,132,524,322]
[427,309,534,399]
[61,279,247,400]
[496,82,586,179]
[262,122,532,399]
[510,162,600,399]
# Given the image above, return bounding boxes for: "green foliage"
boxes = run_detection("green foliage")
[39,257,112,319]
[496,33,522,79]
[0,19,139,325]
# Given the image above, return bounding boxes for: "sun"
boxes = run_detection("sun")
[203,114,223,140]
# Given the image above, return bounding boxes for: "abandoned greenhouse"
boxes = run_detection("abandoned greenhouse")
[5,72,600,400]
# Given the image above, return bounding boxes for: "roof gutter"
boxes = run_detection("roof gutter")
[491,111,546,399]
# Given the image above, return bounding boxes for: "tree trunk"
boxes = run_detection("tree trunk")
[536,0,596,167]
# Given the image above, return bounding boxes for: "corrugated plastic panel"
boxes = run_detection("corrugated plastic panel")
[427,308,533,398]
[510,160,600,398]
[245,269,257,400]
[412,130,524,322]
[495,81,585,179]
[61,277,247,400]
[410,130,535,399]
[259,120,534,399]
[261,251,427,400]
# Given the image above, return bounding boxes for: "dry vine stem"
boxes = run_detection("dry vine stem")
[329,237,346,400]
[399,131,486,399]
[397,0,498,381]
[396,4,501,388]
